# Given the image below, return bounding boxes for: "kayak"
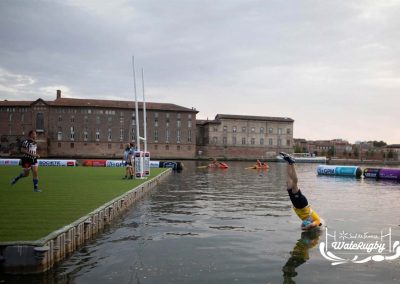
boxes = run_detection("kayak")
[208,162,229,169]
[248,164,269,170]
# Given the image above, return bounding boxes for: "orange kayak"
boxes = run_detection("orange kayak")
[208,162,229,169]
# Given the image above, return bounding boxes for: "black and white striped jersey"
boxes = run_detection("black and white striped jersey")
[21,138,37,159]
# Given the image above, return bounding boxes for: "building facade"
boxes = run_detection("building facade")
[196,114,294,159]
[0,90,198,159]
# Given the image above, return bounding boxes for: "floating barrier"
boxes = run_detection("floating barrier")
[317,165,362,178]
[159,161,184,171]
[364,168,400,181]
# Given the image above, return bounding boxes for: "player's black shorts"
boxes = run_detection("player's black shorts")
[21,157,38,169]
[125,161,132,167]
[287,188,308,209]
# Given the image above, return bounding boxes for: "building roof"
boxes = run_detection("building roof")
[0,97,198,113]
[0,100,33,106]
[215,114,294,122]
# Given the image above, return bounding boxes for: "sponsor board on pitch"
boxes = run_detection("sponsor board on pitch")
[38,160,77,167]
[106,160,126,167]
[0,159,21,166]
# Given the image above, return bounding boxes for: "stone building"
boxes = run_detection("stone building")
[0,90,198,159]
[196,114,294,159]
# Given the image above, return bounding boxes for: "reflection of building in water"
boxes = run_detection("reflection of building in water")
[282,229,321,283]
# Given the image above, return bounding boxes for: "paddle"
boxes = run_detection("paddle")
[245,166,256,170]
[197,165,209,169]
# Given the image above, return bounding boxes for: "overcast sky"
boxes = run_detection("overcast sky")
[1,0,399,144]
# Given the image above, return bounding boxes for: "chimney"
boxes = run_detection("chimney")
[56,90,61,99]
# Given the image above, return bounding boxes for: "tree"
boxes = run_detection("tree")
[293,145,302,153]
[370,141,387,148]
[327,146,335,157]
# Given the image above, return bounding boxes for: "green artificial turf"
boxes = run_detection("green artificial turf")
[0,166,167,242]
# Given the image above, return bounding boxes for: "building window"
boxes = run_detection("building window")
[223,126,227,132]
[188,129,192,143]
[84,115,88,124]
[232,136,237,145]
[154,118,158,127]
[57,131,62,141]
[154,129,158,142]
[277,139,282,146]
[166,113,170,127]
[108,143,112,149]
[165,145,169,150]
[269,128,273,134]
[155,112,159,118]
[108,116,113,123]
[242,127,246,133]
[260,127,264,134]
[131,113,136,125]
[70,143,74,149]
[120,116,124,124]
[166,129,170,143]
[213,137,217,144]
[278,128,282,135]
[58,142,61,148]
[260,138,264,145]
[177,113,181,119]
[251,138,255,145]
[251,127,255,133]
[96,129,100,141]
[287,128,291,134]
[84,129,88,141]
[120,128,124,141]
[269,138,273,145]
[58,115,62,122]
[154,144,158,150]
[177,130,181,143]
[213,126,218,132]
[287,139,291,146]
[108,129,112,141]
[232,126,237,133]
[131,128,135,141]
[242,137,246,145]
[188,120,192,128]
[223,137,227,144]
[177,145,180,151]
[36,112,44,131]
[188,114,192,119]
[177,117,181,128]
[70,126,75,141]
[96,116,100,124]
[71,116,75,123]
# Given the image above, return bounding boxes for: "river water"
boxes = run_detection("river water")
[3,161,400,283]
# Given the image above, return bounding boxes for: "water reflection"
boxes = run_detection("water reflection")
[282,229,322,284]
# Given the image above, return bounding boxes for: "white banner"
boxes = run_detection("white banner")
[150,161,160,168]
[105,160,126,167]
[0,159,21,166]
[38,159,77,167]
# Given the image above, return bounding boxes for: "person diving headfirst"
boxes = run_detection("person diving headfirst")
[280,152,322,230]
